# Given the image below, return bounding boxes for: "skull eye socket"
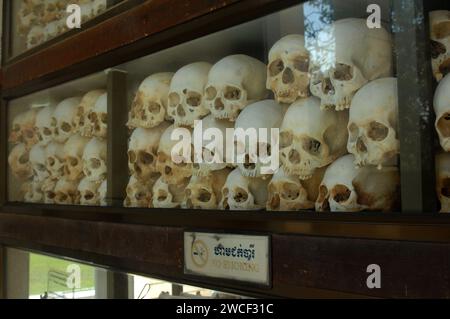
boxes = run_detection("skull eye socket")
[317,185,330,211]
[198,189,212,203]
[135,192,146,200]
[332,184,351,203]
[438,112,450,138]
[431,40,447,59]
[138,152,154,165]
[61,122,72,133]
[148,102,161,114]
[269,59,284,77]
[46,191,56,199]
[24,129,35,139]
[293,56,310,72]
[43,128,52,136]
[84,192,94,201]
[224,86,242,101]
[205,87,217,101]
[333,63,353,81]
[441,178,450,197]
[19,153,29,164]
[90,158,102,169]
[128,151,137,164]
[100,113,107,124]
[367,121,389,142]
[281,183,300,201]
[47,157,56,167]
[234,187,249,203]
[186,92,202,107]
[58,193,68,202]
[280,132,293,149]
[36,164,47,172]
[69,157,79,167]
[303,138,321,155]
[439,59,450,78]
[169,93,180,107]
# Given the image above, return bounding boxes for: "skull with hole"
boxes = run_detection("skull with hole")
[23,178,44,204]
[192,115,234,177]
[309,18,393,111]
[220,168,270,211]
[82,137,107,183]
[35,105,56,146]
[267,34,311,104]
[430,11,450,82]
[316,154,399,212]
[124,175,158,208]
[30,144,50,182]
[152,176,189,209]
[128,123,170,181]
[168,62,212,127]
[434,74,450,151]
[280,97,348,180]
[77,176,102,206]
[8,143,33,181]
[99,179,107,206]
[128,73,174,129]
[205,55,268,121]
[75,90,106,137]
[54,177,80,205]
[156,125,194,184]
[53,97,82,143]
[436,152,450,213]
[63,134,90,181]
[45,141,65,178]
[87,93,108,138]
[42,177,57,204]
[347,78,399,167]
[267,166,325,211]
[183,168,231,210]
[9,109,38,146]
[235,100,286,178]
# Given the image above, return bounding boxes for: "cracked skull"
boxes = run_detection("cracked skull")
[63,134,90,181]
[434,74,450,151]
[83,137,107,183]
[53,96,82,143]
[87,93,107,138]
[75,90,106,137]
[436,152,450,213]
[152,176,189,209]
[8,143,33,181]
[430,10,450,82]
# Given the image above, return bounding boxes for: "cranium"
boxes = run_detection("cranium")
[128,73,174,129]
[27,25,45,49]
[54,177,79,205]
[280,97,348,179]
[348,77,399,167]
[41,0,64,23]
[430,11,450,82]
[30,144,50,182]
[220,168,270,211]
[267,34,310,104]
[53,96,82,143]
[87,93,107,138]
[205,55,268,121]
[75,90,106,137]
[309,18,392,110]
[9,109,38,146]
[128,123,170,181]
[77,177,101,206]
[267,166,325,211]
[235,100,286,178]
[42,177,57,204]
[156,125,193,184]
[18,2,38,36]
[434,74,450,151]
[63,134,90,181]
[124,175,158,208]
[99,179,108,206]
[8,143,33,181]
[152,176,189,209]
[35,105,56,146]
[316,154,399,212]
[183,168,231,210]
[45,141,65,178]
[82,137,107,183]
[436,152,450,213]
[168,62,212,127]
[23,178,44,204]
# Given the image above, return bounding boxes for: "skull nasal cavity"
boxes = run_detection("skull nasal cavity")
[333,185,351,203]
[322,78,334,95]
[282,68,294,84]
[234,187,249,203]
[215,98,224,111]
[198,189,212,202]
[357,138,367,153]
[288,149,300,164]
[177,105,186,117]
[90,158,101,169]
[270,194,280,210]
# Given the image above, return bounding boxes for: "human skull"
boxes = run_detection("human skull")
[42,177,57,204]
[183,168,231,210]
[99,179,107,206]
[267,35,310,104]
[9,109,38,146]
[157,125,194,184]
[53,96,82,143]
[82,137,107,183]
[54,177,79,205]
[205,55,268,121]
[45,141,65,178]
[316,154,399,212]
[77,177,101,206]
[128,73,174,129]
[30,144,50,182]
[35,105,56,146]
[235,100,286,178]
[280,97,348,179]
[436,152,450,213]
[192,115,234,176]
[8,143,33,181]
[75,90,106,137]
[27,25,45,49]
[348,78,399,167]
[152,176,189,209]
[434,74,450,151]
[23,178,44,204]
[220,168,270,211]
[124,175,158,208]
[63,134,90,181]
[128,123,170,181]
[41,0,64,23]
[309,18,393,111]
[267,166,325,211]
[87,93,107,138]
[430,11,450,82]
[168,62,212,127]
[18,2,38,36]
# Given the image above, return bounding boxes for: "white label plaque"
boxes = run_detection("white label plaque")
[184,232,270,285]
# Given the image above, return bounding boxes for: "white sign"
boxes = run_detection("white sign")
[184,232,270,285]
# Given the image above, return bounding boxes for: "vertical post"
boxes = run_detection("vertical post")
[106,69,128,207]
[106,271,129,299]
[0,97,7,207]
[392,0,437,213]
[5,248,29,299]
[172,284,183,296]
[0,245,4,299]
[1,0,12,64]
